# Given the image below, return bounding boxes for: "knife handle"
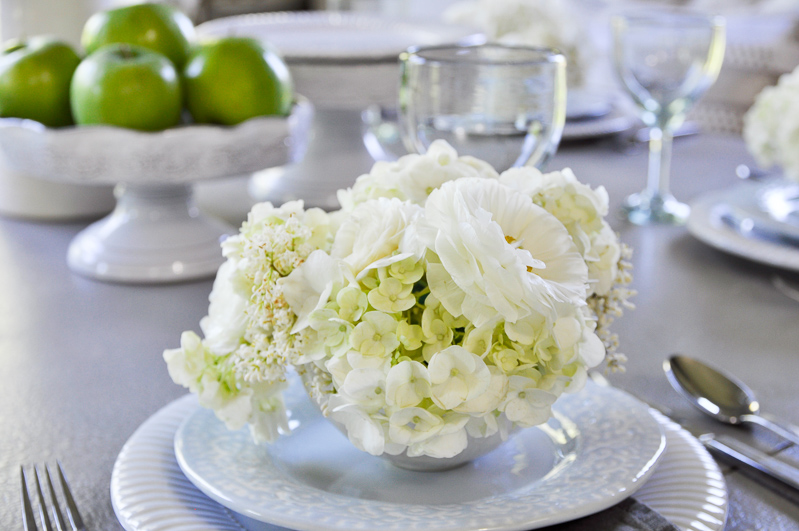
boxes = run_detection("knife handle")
[701,433,799,491]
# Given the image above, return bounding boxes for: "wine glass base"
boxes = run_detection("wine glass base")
[622,192,690,226]
[67,183,235,284]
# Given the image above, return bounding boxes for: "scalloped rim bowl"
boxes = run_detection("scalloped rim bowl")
[0,99,314,283]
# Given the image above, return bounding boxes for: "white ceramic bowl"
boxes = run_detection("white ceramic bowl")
[0,99,313,185]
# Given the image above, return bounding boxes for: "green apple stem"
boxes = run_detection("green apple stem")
[115,45,138,60]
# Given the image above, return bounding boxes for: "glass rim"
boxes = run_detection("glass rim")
[612,6,725,28]
[402,43,566,66]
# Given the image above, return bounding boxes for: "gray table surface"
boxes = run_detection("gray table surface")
[2,110,799,530]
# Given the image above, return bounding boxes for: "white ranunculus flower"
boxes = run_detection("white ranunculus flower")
[500,166,617,296]
[337,139,499,209]
[199,260,248,356]
[331,197,423,278]
[428,346,492,409]
[423,178,588,326]
[385,360,431,408]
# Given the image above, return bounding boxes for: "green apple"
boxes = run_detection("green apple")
[183,37,293,126]
[0,37,81,127]
[70,44,182,131]
[82,2,196,69]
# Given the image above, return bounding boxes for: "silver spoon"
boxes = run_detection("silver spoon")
[664,354,799,446]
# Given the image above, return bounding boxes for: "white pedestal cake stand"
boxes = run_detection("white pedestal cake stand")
[0,99,313,283]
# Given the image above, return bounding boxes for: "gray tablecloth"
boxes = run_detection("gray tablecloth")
[3,110,799,529]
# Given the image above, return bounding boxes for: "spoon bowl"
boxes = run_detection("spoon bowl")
[664,354,759,424]
[664,354,799,446]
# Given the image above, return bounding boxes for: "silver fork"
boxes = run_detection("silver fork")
[20,462,87,531]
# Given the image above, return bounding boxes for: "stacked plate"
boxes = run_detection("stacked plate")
[110,372,728,531]
[688,179,799,271]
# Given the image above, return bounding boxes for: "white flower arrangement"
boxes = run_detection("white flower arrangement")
[743,65,799,182]
[164,140,633,459]
[442,0,593,88]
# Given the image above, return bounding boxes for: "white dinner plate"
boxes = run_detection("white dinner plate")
[111,390,727,531]
[197,11,479,62]
[688,182,799,272]
[173,378,664,531]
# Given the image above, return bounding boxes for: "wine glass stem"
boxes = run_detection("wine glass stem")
[646,126,673,200]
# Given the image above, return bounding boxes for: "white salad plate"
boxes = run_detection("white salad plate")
[688,181,799,272]
[197,11,480,110]
[111,372,726,531]
[173,378,665,531]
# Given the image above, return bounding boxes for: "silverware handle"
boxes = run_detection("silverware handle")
[741,414,799,447]
[701,433,799,491]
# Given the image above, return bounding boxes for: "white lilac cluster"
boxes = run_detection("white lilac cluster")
[164,140,633,458]
[743,66,799,182]
[442,0,592,88]
[163,201,334,443]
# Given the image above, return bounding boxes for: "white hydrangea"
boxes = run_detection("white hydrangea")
[744,66,799,182]
[165,140,631,461]
[443,0,593,87]
[421,177,588,326]
[337,139,498,210]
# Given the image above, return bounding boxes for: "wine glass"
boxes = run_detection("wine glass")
[612,8,726,225]
[399,43,566,172]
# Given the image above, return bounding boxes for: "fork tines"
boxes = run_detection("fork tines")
[20,462,86,531]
